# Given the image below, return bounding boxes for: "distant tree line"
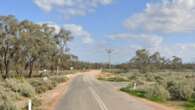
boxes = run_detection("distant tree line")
[70,61,110,70]
[0,15,76,78]
[115,49,195,73]
[70,49,195,73]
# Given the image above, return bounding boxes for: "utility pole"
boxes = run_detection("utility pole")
[106,48,113,70]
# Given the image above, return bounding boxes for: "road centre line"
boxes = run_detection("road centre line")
[89,87,109,110]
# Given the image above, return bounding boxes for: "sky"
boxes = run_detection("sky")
[1,0,195,64]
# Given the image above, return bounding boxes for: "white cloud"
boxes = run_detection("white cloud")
[110,33,163,47]
[110,33,195,62]
[151,43,195,62]
[33,0,113,19]
[34,0,65,12]
[63,24,94,44]
[124,0,195,33]
[45,22,61,33]
[41,22,93,44]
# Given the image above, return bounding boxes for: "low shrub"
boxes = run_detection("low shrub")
[128,75,138,80]
[121,83,170,102]
[20,83,35,97]
[102,69,127,74]
[98,75,129,82]
[120,86,146,97]
[192,92,195,99]
[106,76,129,82]
[0,83,20,101]
[6,78,35,97]
[185,99,195,110]
[167,80,194,100]
[144,74,156,82]
[28,78,55,94]
[23,97,42,110]
[144,84,170,102]
[32,97,42,108]
[0,90,18,110]
[50,76,68,83]
[97,77,105,81]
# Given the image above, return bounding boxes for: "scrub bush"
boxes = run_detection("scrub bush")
[0,90,18,110]
[167,80,193,100]
[6,78,35,97]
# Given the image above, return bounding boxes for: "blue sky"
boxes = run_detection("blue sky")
[1,0,195,63]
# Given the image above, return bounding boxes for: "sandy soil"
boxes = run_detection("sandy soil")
[38,73,78,110]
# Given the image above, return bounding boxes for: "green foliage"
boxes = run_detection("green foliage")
[167,80,194,101]
[102,69,128,74]
[0,90,18,110]
[98,75,129,82]
[31,97,42,110]
[6,78,35,97]
[129,49,184,73]
[144,84,170,102]
[120,86,146,98]
[118,70,195,110]
[185,99,195,110]
[0,15,75,78]
[28,78,55,94]
[28,76,68,94]
[50,76,68,83]
[0,75,68,110]
[22,97,42,110]
[121,84,170,102]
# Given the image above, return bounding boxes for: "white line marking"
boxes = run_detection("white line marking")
[89,87,109,110]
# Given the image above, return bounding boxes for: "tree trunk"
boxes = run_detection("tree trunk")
[3,47,9,79]
[28,61,34,77]
[5,61,9,78]
[24,62,28,70]
[0,65,3,77]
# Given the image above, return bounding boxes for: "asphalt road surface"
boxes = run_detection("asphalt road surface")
[55,70,172,110]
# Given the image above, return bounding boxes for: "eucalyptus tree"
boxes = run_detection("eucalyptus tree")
[19,21,59,77]
[54,29,73,73]
[0,15,19,78]
[0,15,75,78]
[130,49,164,72]
[149,52,163,71]
[171,56,182,70]
[131,49,150,73]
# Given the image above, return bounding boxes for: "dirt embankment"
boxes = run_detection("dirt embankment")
[39,74,78,110]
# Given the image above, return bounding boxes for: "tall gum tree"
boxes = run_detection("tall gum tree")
[0,15,18,78]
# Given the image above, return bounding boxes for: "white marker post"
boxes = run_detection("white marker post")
[28,99,32,110]
[70,67,74,70]
[44,69,47,73]
[133,82,137,90]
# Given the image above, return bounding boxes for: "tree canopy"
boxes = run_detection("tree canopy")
[0,15,74,78]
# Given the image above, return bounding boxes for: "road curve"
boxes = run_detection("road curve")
[55,70,173,110]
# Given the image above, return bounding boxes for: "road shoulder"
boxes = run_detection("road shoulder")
[38,74,78,110]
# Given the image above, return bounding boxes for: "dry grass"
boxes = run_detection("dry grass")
[101,69,195,110]
[0,73,70,110]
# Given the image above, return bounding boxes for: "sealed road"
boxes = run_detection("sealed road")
[55,70,173,110]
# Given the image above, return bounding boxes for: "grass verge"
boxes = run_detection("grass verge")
[185,99,195,110]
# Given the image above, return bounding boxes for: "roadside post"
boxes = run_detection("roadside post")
[28,99,32,110]
[44,69,47,73]
[133,82,137,90]
[70,67,74,70]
